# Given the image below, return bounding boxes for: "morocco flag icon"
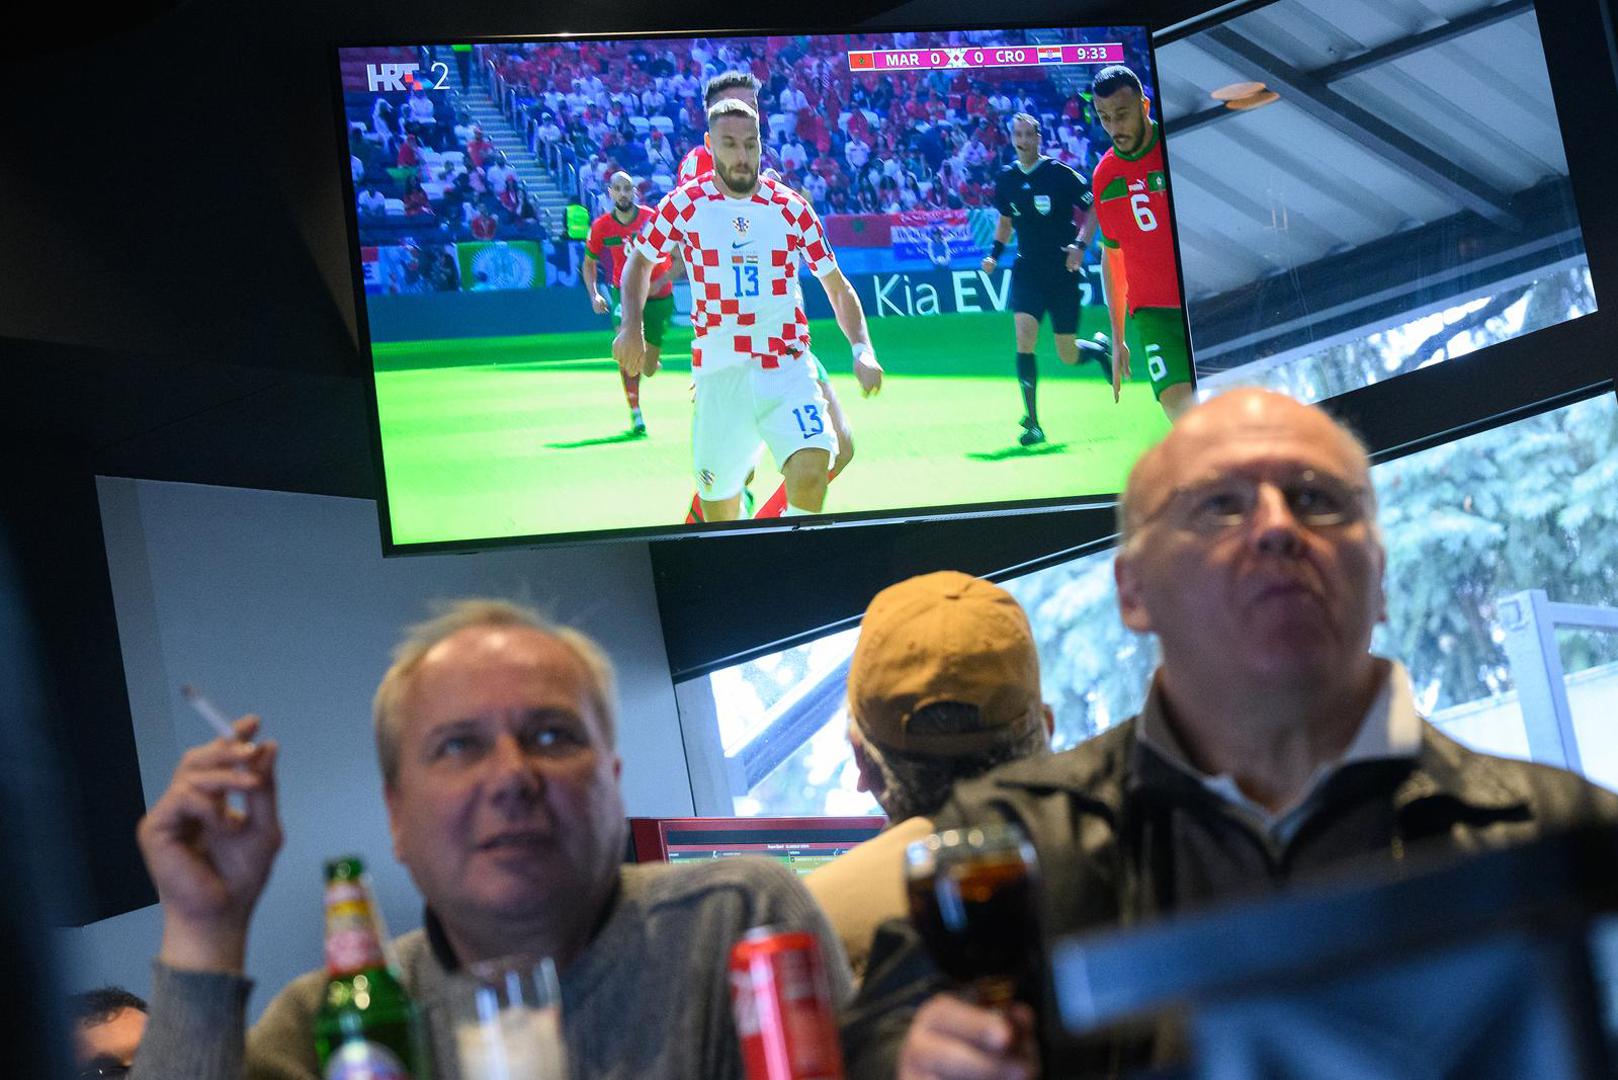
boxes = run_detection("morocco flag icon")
[849,51,875,70]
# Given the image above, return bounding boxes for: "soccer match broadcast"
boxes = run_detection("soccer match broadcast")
[336,25,1193,549]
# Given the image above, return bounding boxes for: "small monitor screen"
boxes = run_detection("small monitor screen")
[336,26,1191,549]
[629,816,885,876]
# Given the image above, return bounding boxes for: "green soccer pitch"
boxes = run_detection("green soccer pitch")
[371,309,1173,546]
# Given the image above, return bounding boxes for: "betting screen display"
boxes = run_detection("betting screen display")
[629,817,885,876]
[336,25,1191,549]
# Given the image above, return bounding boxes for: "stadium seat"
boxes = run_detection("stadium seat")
[768,113,790,142]
[441,150,464,167]
[384,198,406,217]
[630,116,650,135]
[650,115,673,136]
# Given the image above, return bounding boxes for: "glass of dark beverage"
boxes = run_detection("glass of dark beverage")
[904,822,1041,1006]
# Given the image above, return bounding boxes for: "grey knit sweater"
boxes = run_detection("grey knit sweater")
[133,858,851,1080]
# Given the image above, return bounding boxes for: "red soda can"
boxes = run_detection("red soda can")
[729,926,845,1080]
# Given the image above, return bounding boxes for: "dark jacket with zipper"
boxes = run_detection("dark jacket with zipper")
[842,712,1618,1078]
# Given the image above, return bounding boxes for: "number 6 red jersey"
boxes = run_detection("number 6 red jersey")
[1091,121,1183,313]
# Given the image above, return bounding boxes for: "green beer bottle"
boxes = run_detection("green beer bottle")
[313,856,430,1079]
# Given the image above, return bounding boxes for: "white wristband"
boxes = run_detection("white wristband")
[852,342,874,364]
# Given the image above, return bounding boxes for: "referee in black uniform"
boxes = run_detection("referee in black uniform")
[982,113,1108,446]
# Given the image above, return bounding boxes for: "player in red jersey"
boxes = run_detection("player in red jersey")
[674,71,856,523]
[584,171,676,436]
[1090,65,1195,421]
[616,99,881,522]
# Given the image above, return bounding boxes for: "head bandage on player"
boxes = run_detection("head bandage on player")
[706,97,759,130]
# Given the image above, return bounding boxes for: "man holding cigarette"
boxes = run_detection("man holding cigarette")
[131,600,848,1079]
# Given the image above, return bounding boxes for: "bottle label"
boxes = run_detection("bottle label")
[325,884,386,974]
[324,1039,411,1080]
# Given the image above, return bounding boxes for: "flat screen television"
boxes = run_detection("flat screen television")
[334,24,1192,550]
[627,816,886,875]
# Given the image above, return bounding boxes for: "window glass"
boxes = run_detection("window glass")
[709,391,1618,814]
[709,628,858,752]
[1560,629,1618,792]
[1200,267,1596,404]
[1159,0,1595,400]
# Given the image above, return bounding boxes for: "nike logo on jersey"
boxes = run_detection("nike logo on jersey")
[732,240,753,249]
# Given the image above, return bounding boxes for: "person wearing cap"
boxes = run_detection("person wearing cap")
[805,571,1052,983]
[842,389,1618,1080]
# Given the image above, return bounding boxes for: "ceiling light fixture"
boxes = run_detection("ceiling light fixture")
[1211,80,1280,112]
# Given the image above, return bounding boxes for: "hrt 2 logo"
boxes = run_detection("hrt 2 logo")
[366,62,424,92]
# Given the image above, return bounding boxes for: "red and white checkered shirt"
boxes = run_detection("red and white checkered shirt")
[632,175,836,372]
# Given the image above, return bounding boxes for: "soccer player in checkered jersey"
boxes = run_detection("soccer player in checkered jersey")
[615,98,882,522]
[676,70,857,522]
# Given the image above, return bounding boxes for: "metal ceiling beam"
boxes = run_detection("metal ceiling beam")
[1192,26,1522,227]
[1171,0,1536,138]
[1312,0,1536,84]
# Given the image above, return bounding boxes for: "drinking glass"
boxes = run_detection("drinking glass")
[904,822,1042,1006]
[441,955,568,1080]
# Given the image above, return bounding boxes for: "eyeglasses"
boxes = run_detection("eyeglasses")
[1142,469,1369,535]
[77,1067,131,1079]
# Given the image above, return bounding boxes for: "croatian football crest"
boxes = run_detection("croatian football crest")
[1034,195,1052,215]
[732,215,750,236]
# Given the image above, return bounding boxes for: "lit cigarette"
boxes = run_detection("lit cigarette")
[181,684,239,741]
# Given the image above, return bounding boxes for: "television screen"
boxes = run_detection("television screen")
[628,816,885,875]
[335,25,1192,549]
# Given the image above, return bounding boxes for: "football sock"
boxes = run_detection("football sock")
[1016,352,1038,426]
[621,371,641,410]
[756,483,788,518]
[684,493,703,524]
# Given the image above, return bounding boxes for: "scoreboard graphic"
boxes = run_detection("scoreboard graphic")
[848,42,1124,72]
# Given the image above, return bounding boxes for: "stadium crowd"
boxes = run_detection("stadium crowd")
[347,79,551,246]
[481,29,1154,219]
[344,31,1154,293]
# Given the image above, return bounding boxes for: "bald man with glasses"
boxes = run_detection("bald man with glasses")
[842,388,1618,1080]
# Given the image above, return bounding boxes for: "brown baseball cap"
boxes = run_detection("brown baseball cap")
[848,571,1043,756]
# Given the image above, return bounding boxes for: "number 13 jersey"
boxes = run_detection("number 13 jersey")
[633,175,837,374]
[1091,121,1183,313]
